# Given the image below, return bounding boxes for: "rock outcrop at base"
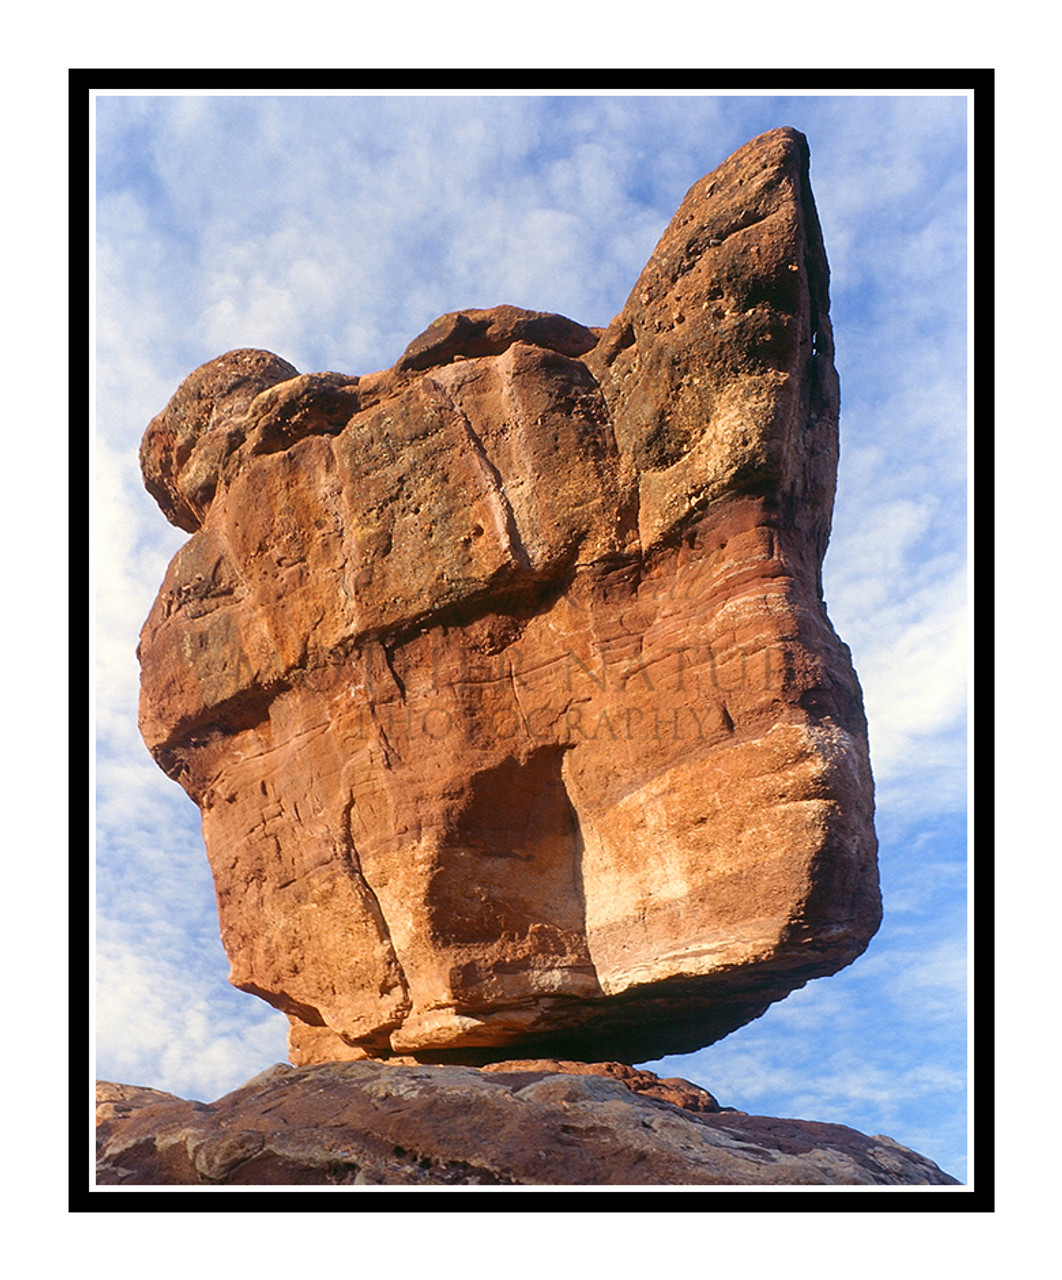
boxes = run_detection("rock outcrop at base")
[95,1062,958,1186]
[137,127,880,1066]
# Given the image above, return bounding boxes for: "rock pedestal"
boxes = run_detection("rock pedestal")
[95,1062,958,1187]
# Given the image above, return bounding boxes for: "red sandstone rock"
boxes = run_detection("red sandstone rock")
[479,1059,722,1112]
[94,1062,958,1186]
[395,304,599,371]
[137,127,880,1066]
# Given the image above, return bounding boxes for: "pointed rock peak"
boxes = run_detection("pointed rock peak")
[585,125,837,550]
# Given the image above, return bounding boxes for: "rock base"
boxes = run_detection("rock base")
[96,1061,958,1186]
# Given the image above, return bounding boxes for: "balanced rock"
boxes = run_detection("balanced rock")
[137,127,881,1066]
[95,1061,957,1186]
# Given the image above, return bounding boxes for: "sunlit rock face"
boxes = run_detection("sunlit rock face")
[137,127,880,1067]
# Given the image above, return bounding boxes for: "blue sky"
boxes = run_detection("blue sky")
[93,91,969,1182]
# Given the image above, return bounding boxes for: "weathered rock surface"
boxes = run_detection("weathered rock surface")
[95,1081,183,1125]
[137,127,880,1066]
[95,1062,957,1186]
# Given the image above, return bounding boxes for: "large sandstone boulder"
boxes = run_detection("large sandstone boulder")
[95,1062,957,1186]
[137,127,881,1066]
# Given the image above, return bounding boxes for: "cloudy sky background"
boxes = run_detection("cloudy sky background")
[93,91,969,1181]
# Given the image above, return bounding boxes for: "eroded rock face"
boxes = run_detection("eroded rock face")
[137,127,880,1066]
[95,1062,958,1186]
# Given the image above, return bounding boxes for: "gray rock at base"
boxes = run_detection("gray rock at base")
[95,1060,959,1187]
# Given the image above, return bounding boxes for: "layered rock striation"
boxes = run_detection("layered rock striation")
[137,127,880,1066]
[95,1061,958,1186]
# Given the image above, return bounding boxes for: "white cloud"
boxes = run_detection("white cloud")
[647,927,968,1179]
[95,926,288,1101]
[825,491,966,811]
